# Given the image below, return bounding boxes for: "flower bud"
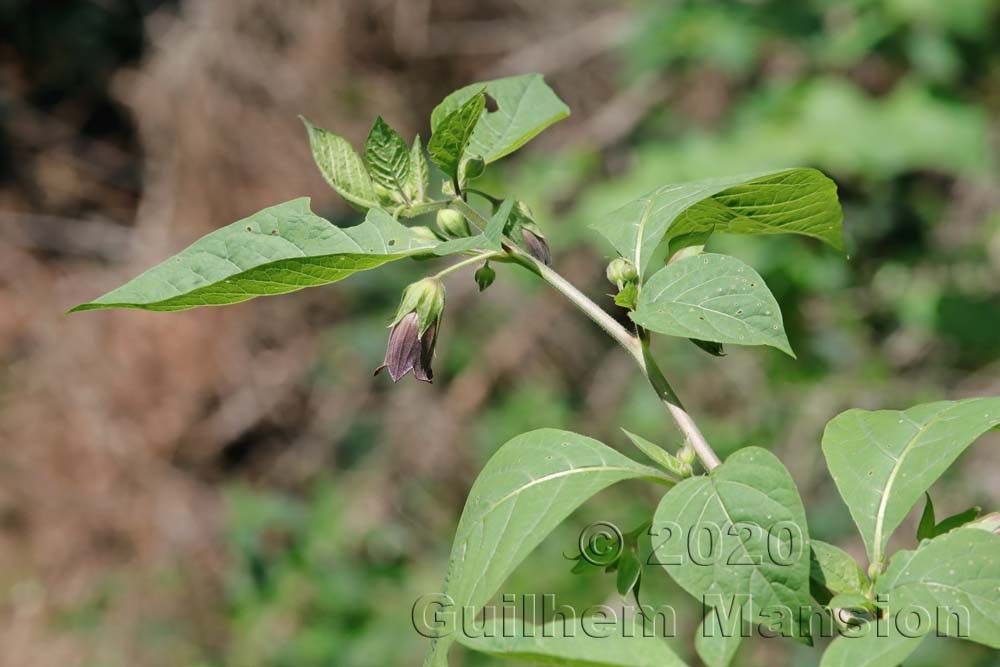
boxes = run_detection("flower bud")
[462,155,486,181]
[521,228,551,266]
[678,443,696,467]
[375,278,445,383]
[474,262,496,292]
[436,209,471,238]
[409,225,443,245]
[606,258,638,290]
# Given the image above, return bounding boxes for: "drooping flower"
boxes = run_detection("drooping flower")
[374,277,445,383]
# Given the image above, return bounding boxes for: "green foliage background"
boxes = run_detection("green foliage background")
[2,0,999,666]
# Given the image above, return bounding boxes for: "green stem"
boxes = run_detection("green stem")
[399,200,451,218]
[433,252,497,280]
[450,199,722,471]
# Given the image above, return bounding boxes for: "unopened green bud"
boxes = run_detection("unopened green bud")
[409,225,442,245]
[436,209,471,238]
[474,262,496,292]
[678,443,696,467]
[462,155,486,181]
[393,277,445,336]
[606,257,638,289]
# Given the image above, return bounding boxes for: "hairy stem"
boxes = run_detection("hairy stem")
[450,198,722,471]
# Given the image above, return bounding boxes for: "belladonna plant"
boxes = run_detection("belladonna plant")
[71,74,1000,667]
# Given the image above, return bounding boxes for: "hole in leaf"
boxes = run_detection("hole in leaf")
[388,239,396,246]
[484,93,499,112]
[245,226,253,232]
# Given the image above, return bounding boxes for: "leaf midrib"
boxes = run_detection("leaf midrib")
[871,404,963,565]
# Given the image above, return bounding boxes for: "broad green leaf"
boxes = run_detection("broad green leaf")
[428,93,485,180]
[916,493,936,541]
[301,116,379,209]
[876,528,1000,648]
[457,617,688,667]
[821,397,1000,567]
[809,541,868,606]
[364,116,411,204]
[406,134,429,203]
[631,254,793,356]
[651,447,814,643]
[967,512,1000,534]
[695,612,743,667]
[70,199,439,312]
[430,74,570,164]
[591,168,843,279]
[431,199,513,256]
[425,429,668,666]
[819,619,926,667]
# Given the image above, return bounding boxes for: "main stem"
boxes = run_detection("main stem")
[449,199,721,471]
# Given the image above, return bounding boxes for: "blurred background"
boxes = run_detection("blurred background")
[2,0,999,665]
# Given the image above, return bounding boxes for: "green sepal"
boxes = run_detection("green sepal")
[474,262,496,292]
[392,277,445,336]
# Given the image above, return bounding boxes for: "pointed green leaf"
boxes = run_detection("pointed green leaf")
[406,134,429,203]
[430,74,570,164]
[933,505,981,535]
[689,338,726,357]
[652,447,814,644]
[364,116,411,204]
[425,429,668,666]
[301,116,379,209]
[428,93,485,180]
[916,493,936,541]
[809,541,868,606]
[69,199,440,312]
[876,528,1000,647]
[695,612,743,667]
[613,282,639,310]
[819,619,926,667]
[821,397,1000,567]
[591,168,843,279]
[621,429,684,478]
[457,617,688,667]
[615,547,642,596]
[631,254,793,356]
